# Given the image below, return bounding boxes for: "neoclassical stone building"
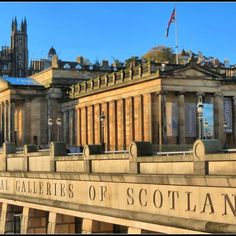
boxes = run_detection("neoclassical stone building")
[0,60,112,147]
[0,60,236,149]
[66,61,236,150]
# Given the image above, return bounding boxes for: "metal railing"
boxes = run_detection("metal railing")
[154,150,193,157]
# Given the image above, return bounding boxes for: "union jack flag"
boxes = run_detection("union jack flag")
[165,8,175,38]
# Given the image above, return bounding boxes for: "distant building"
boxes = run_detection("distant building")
[0,17,28,77]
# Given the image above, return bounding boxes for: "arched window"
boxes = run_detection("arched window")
[76,64,82,70]
[63,63,71,69]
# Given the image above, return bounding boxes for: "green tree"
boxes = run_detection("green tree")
[112,59,124,67]
[124,56,142,68]
[142,45,175,64]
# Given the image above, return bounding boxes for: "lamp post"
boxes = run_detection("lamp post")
[100,111,105,151]
[204,119,208,139]
[56,117,62,141]
[48,118,53,144]
[197,96,204,139]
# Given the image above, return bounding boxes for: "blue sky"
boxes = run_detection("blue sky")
[0,2,236,65]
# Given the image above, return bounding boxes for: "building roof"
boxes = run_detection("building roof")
[1,76,42,86]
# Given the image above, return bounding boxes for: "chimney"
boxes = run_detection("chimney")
[102,60,109,68]
[52,55,59,68]
[76,56,84,66]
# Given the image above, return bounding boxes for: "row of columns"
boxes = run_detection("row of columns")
[63,109,75,145]
[62,91,236,149]
[0,101,15,144]
[72,93,152,151]
[160,91,236,146]
[0,202,143,234]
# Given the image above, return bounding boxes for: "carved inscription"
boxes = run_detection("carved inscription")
[15,180,74,198]
[0,177,235,225]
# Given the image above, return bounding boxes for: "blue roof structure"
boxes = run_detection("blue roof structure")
[2,77,42,86]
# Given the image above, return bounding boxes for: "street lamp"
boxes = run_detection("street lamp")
[100,111,105,151]
[56,117,62,141]
[204,119,208,139]
[224,121,228,133]
[48,118,53,144]
[197,96,204,139]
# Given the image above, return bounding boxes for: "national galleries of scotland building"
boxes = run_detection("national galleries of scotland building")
[0,57,235,150]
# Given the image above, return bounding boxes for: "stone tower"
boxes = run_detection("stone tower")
[11,17,28,77]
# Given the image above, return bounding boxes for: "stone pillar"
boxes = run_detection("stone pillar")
[4,102,8,142]
[233,97,236,145]
[23,99,31,144]
[178,93,185,144]
[76,108,81,145]
[117,99,125,150]
[74,108,78,146]
[158,91,167,145]
[81,218,113,234]
[9,102,15,143]
[94,104,101,144]
[81,218,93,234]
[81,107,88,145]
[69,109,75,145]
[143,93,152,142]
[87,105,94,144]
[214,92,224,145]
[109,101,117,150]
[47,212,57,234]
[134,95,143,141]
[0,203,8,233]
[102,102,109,150]
[128,226,142,234]
[63,111,69,144]
[20,207,29,234]
[125,97,134,147]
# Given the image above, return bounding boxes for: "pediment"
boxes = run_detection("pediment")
[167,64,222,79]
[173,68,211,77]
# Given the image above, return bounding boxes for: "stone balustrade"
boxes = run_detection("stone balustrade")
[69,62,163,99]
[2,140,236,176]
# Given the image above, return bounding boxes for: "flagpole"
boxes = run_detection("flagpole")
[175,7,179,64]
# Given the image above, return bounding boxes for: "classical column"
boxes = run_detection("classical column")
[143,93,152,142]
[102,102,109,150]
[117,99,125,150]
[214,92,224,145]
[134,95,143,141]
[4,102,7,142]
[0,203,8,233]
[158,91,167,145]
[63,111,69,144]
[109,101,117,150]
[125,97,134,147]
[81,107,88,145]
[94,104,101,144]
[76,108,81,145]
[8,102,15,143]
[69,109,75,145]
[23,99,31,144]
[20,207,29,234]
[87,105,94,144]
[178,93,185,144]
[47,212,57,234]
